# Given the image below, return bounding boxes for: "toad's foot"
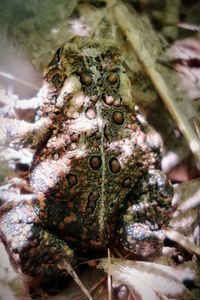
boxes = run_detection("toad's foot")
[118,169,173,257]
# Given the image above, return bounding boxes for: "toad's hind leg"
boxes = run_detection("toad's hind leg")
[0,195,75,278]
[118,169,173,257]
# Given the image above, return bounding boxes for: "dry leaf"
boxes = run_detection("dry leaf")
[172,179,200,233]
[108,0,200,161]
[166,38,200,100]
[0,243,25,299]
[100,258,196,300]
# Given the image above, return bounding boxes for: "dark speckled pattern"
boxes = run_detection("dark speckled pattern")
[0,37,173,278]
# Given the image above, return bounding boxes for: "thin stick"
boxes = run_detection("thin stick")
[108,248,112,300]
[0,71,39,90]
[58,260,93,300]
[166,230,200,255]
[177,23,200,32]
[108,0,200,162]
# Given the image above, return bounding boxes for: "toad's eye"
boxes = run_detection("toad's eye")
[48,48,61,67]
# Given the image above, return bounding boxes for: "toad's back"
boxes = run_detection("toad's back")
[30,37,160,249]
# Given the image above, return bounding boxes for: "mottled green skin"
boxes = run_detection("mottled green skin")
[0,37,173,278]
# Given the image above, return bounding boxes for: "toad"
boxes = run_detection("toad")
[0,37,173,279]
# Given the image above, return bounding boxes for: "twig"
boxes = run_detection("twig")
[177,23,200,32]
[0,71,39,90]
[108,248,112,300]
[58,260,93,300]
[165,230,200,256]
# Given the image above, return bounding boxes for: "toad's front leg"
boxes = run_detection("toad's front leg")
[0,93,50,148]
[0,117,52,148]
[118,169,173,257]
[0,195,75,278]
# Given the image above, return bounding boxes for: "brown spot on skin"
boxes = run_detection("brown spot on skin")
[91,95,98,102]
[81,74,92,85]
[92,140,99,148]
[89,156,102,170]
[123,177,131,187]
[104,95,115,105]
[70,133,79,142]
[64,212,77,223]
[113,111,124,125]
[85,108,96,119]
[104,125,110,140]
[39,211,47,219]
[95,131,101,139]
[108,73,118,84]
[59,223,65,230]
[55,192,62,198]
[69,187,80,195]
[114,99,121,107]
[38,195,46,209]
[86,130,94,138]
[115,177,121,184]
[79,175,85,184]
[76,67,82,75]
[88,191,100,202]
[86,208,92,214]
[64,236,77,243]
[68,57,75,64]
[112,55,119,62]
[66,201,74,209]
[110,64,118,72]
[109,158,121,173]
[80,228,88,240]
[66,174,78,187]
[69,143,77,150]
[90,240,104,248]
